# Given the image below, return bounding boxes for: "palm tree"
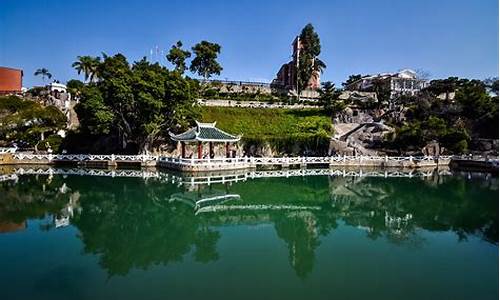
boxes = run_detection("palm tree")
[313,58,326,74]
[72,56,101,82]
[34,68,52,82]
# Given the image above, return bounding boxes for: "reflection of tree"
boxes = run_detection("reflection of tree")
[194,227,220,263]
[274,211,320,279]
[329,174,499,244]
[70,177,222,276]
[0,175,69,225]
[0,170,497,279]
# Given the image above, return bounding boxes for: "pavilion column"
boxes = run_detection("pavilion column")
[225,142,230,158]
[209,142,213,159]
[181,142,186,158]
[197,141,202,159]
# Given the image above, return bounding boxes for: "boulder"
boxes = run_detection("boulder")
[421,140,443,156]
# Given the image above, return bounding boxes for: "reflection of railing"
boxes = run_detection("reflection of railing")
[0,174,18,182]
[9,167,453,186]
[175,168,453,186]
[14,167,161,179]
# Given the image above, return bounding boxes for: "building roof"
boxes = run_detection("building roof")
[345,69,425,89]
[169,121,240,143]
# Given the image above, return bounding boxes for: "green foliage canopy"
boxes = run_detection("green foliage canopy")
[72,56,101,82]
[318,81,343,115]
[297,24,326,92]
[0,96,66,149]
[166,41,191,74]
[74,54,200,153]
[189,41,222,79]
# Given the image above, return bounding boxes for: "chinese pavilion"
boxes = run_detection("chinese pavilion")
[169,121,240,159]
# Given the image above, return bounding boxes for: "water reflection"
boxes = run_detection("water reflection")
[0,167,497,279]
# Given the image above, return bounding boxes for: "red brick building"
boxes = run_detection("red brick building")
[0,66,23,95]
[272,37,320,91]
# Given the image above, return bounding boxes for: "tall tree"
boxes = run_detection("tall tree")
[296,24,326,94]
[189,41,222,80]
[72,56,101,82]
[371,77,391,106]
[342,74,363,89]
[166,41,191,74]
[34,68,52,82]
[318,81,343,115]
[66,79,85,99]
[425,77,467,101]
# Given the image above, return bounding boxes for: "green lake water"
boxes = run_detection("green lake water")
[0,168,498,300]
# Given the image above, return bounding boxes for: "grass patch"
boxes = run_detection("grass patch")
[201,107,332,154]
[201,107,332,139]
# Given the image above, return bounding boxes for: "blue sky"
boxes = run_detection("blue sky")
[0,0,498,87]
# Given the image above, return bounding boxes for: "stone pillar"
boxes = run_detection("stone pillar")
[197,142,202,159]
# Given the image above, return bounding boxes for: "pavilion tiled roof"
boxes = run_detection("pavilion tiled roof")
[169,121,240,143]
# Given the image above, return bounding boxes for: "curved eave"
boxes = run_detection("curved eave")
[196,137,241,143]
[169,133,241,143]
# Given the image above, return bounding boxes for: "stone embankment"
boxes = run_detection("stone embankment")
[1,152,453,172]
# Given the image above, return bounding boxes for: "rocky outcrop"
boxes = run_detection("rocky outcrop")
[330,122,394,156]
[470,139,499,156]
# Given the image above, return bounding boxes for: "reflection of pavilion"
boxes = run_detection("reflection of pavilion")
[385,211,413,236]
[330,176,390,204]
[167,183,324,278]
[169,183,322,216]
[169,187,241,211]
[54,191,81,228]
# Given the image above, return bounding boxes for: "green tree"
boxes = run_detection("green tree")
[455,79,498,138]
[72,55,101,82]
[66,79,85,98]
[166,41,191,74]
[318,81,343,115]
[34,68,52,82]
[425,77,469,101]
[296,24,326,93]
[371,77,391,106]
[189,41,223,80]
[484,77,499,96]
[0,96,66,151]
[342,74,363,89]
[74,53,200,153]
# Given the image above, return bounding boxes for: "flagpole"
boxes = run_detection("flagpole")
[296,36,300,104]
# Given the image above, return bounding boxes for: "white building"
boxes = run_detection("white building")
[48,82,68,93]
[345,69,428,99]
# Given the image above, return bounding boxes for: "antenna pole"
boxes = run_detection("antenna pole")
[296,36,300,104]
